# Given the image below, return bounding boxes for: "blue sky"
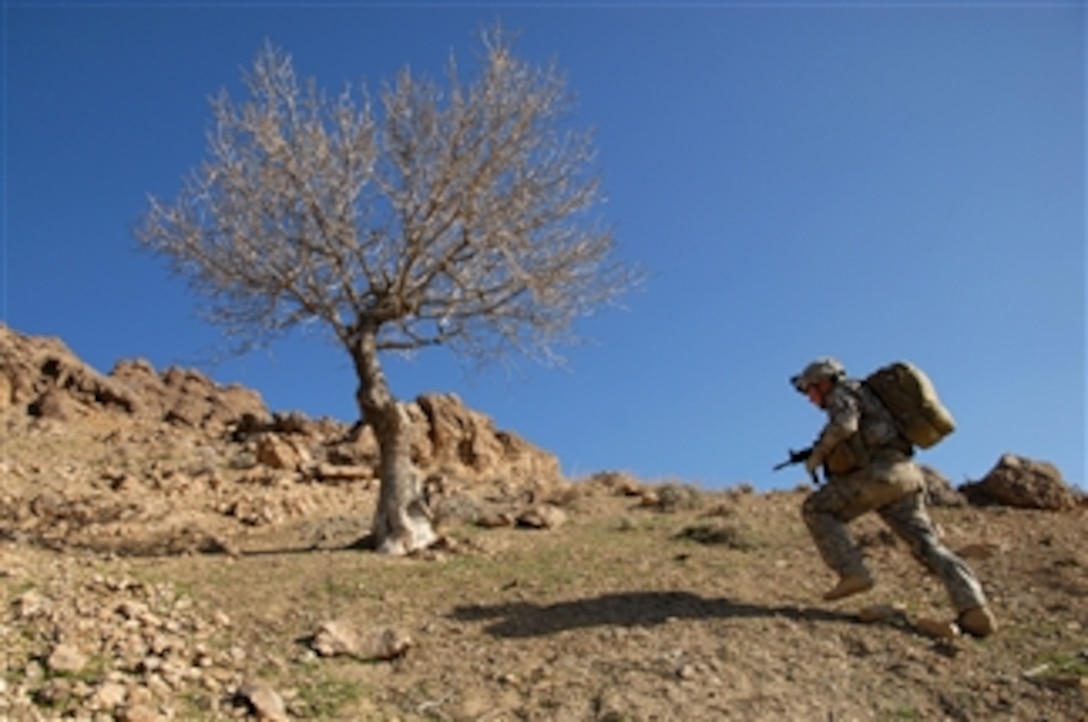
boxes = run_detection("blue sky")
[4,2,1084,491]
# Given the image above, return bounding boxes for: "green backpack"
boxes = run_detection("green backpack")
[864,361,955,449]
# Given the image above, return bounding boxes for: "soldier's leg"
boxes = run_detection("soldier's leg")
[801,478,873,581]
[877,491,988,613]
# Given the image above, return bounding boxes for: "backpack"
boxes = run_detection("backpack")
[863,361,955,449]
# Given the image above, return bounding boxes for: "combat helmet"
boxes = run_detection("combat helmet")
[791,357,846,393]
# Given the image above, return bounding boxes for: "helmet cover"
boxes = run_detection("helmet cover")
[791,357,846,392]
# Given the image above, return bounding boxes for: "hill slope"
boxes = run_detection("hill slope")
[0,325,1084,721]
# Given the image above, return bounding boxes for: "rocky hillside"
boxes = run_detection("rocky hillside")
[0,323,566,553]
[0,323,1084,721]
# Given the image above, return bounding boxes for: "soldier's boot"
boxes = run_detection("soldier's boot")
[957,605,998,638]
[822,572,874,602]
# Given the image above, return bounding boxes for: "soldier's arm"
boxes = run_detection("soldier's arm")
[809,388,860,468]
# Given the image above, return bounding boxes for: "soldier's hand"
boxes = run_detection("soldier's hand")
[804,453,821,475]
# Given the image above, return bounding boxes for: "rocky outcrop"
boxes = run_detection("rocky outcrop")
[960,454,1079,511]
[0,323,138,418]
[1,324,561,494]
[111,358,270,433]
[0,323,269,431]
[409,393,561,487]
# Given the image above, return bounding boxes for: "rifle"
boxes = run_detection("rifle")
[773,447,820,484]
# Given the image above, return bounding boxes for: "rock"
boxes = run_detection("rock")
[857,604,907,623]
[367,627,413,661]
[92,680,129,709]
[111,358,270,431]
[311,620,362,658]
[516,504,568,530]
[431,493,484,526]
[416,393,500,471]
[311,621,411,661]
[0,324,279,430]
[0,324,137,414]
[413,393,563,488]
[256,434,311,471]
[30,388,80,421]
[0,324,134,417]
[914,618,960,639]
[14,589,51,618]
[315,462,373,482]
[961,454,1077,510]
[119,703,164,722]
[237,680,289,722]
[477,511,515,528]
[47,642,88,673]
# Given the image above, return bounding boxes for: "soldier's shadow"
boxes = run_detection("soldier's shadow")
[450,590,888,639]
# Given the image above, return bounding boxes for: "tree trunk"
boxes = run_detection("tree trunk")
[351,323,437,556]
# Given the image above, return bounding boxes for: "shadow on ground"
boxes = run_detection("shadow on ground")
[450,590,873,639]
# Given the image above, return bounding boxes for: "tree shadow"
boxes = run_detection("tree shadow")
[450,590,889,639]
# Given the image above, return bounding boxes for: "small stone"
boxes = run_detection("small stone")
[126,684,156,707]
[47,642,88,673]
[476,512,514,528]
[915,618,960,639]
[311,620,361,658]
[238,680,288,722]
[366,627,413,661]
[118,703,161,722]
[516,505,567,530]
[93,681,128,709]
[15,590,50,618]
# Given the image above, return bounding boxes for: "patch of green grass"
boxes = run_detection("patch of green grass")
[1025,649,1088,686]
[673,522,757,550]
[1046,650,1088,676]
[295,671,364,719]
[58,653,109,685]
[321,575,361,600]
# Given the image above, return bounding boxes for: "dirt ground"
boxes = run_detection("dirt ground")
[1,411,1086,722]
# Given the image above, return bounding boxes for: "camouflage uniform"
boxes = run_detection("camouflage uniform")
[802,379,989,613]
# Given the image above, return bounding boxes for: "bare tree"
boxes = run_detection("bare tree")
[136,28,640,555]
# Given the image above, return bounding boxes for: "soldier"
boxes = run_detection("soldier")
[790,357,997,637]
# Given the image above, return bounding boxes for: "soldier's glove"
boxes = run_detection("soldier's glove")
[804,452,821,476]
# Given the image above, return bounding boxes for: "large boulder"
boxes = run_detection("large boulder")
[405,393,563,491]
[960,454,1078,510]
